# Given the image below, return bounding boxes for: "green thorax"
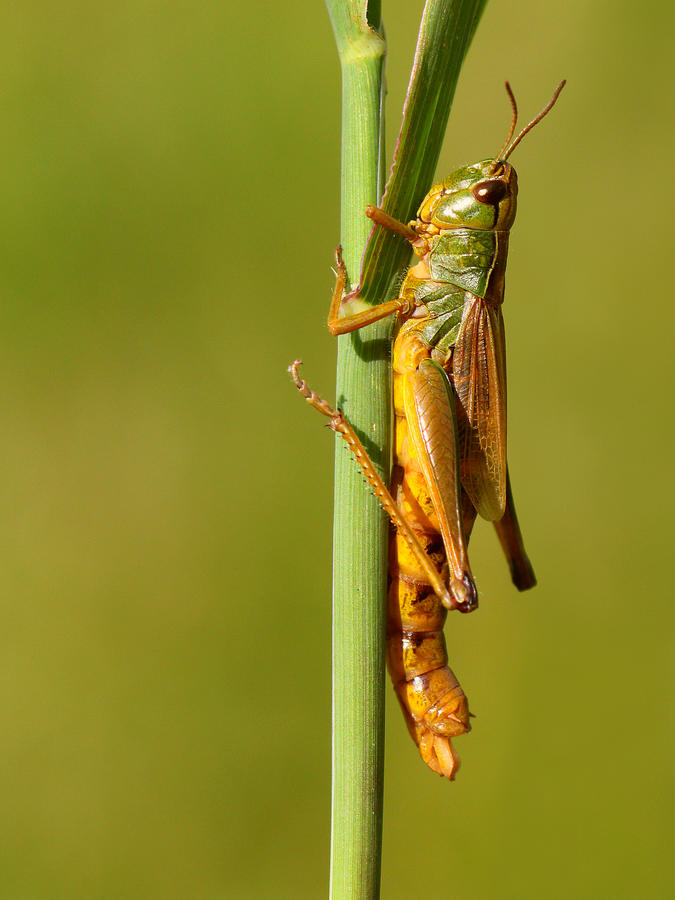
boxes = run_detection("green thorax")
[400,276,466,358]
[428,229,506,299]
[400,223,509,358]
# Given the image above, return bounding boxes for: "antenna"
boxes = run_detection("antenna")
[501,80,566,162]
[494,82,519,162]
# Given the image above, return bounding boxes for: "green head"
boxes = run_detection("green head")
[418,159,518,231]
[416,81,566,233]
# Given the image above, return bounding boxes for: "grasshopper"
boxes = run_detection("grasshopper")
[292,81,565,778]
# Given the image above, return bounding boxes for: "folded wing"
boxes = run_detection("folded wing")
[452,297,507,521]
[403,359,474,600]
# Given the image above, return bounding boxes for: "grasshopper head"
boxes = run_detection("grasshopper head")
[417,160,518,232]
[415,81,566,235]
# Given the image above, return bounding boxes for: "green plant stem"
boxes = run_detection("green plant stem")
[324,4,387,898]
[324,2,487,897]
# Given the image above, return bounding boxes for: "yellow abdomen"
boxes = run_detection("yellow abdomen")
[385,326,470,779]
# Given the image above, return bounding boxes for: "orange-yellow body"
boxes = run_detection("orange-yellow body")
[386,293,478,779]
[380,151,527,777]
[293,82,564,780]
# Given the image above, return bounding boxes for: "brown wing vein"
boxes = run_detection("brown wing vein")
[453,297,507,521]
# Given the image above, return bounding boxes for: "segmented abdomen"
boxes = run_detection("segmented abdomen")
[386,327,470,779]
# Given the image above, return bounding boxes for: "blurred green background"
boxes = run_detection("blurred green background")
[0,1,671,897]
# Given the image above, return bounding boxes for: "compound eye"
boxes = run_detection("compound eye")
[472,179,507,205]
